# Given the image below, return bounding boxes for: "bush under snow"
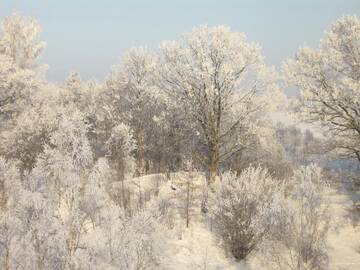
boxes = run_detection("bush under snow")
[209,167,284,260]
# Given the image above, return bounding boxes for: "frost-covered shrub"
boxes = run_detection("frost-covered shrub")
[264,164,330,270]
[101,207,167,270]
[0,147,167,270]
[210,167,283,260]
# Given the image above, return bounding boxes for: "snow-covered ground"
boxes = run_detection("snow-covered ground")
[327,184,360,270]
[156,172,250,270]
[136,172,360,270]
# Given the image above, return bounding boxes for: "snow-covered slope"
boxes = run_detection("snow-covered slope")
[131,172,360,270]
[326,185,360,270]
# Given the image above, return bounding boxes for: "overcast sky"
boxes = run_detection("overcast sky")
[0,0,359,83]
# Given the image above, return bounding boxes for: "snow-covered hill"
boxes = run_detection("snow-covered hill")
[132,172,360,270]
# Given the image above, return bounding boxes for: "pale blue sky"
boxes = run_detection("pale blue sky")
[0,0,359,82]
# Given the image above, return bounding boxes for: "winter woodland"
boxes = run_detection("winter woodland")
[0,12,359,270]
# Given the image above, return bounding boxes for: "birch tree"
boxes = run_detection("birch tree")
[0,13,47,171]
[0,13,45,124]
[0,13,45,70]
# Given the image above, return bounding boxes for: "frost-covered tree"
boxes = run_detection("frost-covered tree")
[106,47,158,175]
[157,25,277,183]
[0,55,43,123]
[0,13,47,171]
[1,87,87,174]
[224,122,293,179]
[23,110,93,269]
[105,123,136,209]
[285,15,360,164]
[61,72,100,124]
[146,93,194,174]
[210,167,283,260]
[0,89,49,174]
[0,13,45,69]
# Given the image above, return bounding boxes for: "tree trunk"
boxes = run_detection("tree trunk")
[4,247,10,270]
[207,145,219,185]
[186,179,190,228]
[136,127,145,176]
[208,161,217,184]
[117,161,127,211]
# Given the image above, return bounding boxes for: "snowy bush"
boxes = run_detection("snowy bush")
[209,167,283,260]
[111,210,166,270]
[263,164,330,270]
